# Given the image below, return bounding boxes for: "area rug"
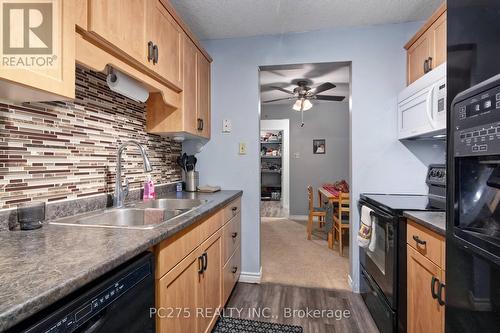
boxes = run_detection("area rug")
[212,316,303,333]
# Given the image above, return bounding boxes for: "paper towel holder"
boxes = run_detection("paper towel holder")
[106,66,149,103]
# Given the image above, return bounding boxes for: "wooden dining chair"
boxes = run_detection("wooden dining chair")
[307,185,326,240]
[329,192,350,256]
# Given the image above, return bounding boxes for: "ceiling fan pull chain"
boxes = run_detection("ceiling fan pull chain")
[301,110,305,127]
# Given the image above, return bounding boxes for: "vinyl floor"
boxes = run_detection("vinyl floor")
[225,282,379,333]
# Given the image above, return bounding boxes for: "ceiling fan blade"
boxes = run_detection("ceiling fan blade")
[269,86,295,95]
[315,95,346,101]
[310,82,336,95]
[262,97,294,103]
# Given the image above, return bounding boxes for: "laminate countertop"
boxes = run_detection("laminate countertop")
[0,190,242,332]
[403,211,446,236]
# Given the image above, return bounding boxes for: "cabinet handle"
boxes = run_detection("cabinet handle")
[202,252,208,271]
[153,44,159,64]
[431,276,439,299]
[413,235,427,246]
[232,206,238,212]
[197,118,203,131]
[147,41,154,62]
[232,266,238,274]
[232,232,238,238]
[437,282,446,306]
[423,59,428,73]
[198,255,204,274]
[427,57,433,71]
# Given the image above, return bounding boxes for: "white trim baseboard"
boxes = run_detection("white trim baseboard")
[239,267,262,284]
[288,215,308,221]
[348,274,360,293]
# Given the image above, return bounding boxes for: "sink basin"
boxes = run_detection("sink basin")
[133,198,208,210]
[50,199,209,229]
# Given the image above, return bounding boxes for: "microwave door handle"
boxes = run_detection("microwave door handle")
[425,83,437,129]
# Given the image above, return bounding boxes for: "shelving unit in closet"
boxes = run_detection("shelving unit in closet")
[260,130,283,201]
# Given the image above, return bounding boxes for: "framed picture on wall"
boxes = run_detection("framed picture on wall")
[313,139,326,154]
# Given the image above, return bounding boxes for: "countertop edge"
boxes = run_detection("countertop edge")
[403,211,446,237]
[0,190,243,332]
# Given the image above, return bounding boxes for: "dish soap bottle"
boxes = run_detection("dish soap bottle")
[143,175,156,200]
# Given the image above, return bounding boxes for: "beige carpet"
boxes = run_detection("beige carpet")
[261,217,351,290]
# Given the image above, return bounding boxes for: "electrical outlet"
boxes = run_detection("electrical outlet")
[239,142,247,155]
[222,119,232,133]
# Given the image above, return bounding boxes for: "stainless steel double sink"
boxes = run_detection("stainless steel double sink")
[50,198,209,230]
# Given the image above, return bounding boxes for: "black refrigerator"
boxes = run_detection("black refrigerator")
[447,1,500,332]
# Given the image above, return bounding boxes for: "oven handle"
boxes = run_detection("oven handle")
[370,210,394,221]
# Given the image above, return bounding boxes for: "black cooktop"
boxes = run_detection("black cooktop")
[360,194,445,214]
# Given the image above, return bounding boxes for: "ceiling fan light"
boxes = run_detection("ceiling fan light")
[292,99,303,111]
[303,99,313,111]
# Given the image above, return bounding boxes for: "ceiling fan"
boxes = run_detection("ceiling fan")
[262,80,346,126]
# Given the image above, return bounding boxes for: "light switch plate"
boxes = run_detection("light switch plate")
[222,119,232,133]
[294,152,300,159]
[239,142,247,155]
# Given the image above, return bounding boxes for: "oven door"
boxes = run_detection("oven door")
[454,156,500,264]
[360,202,398,308]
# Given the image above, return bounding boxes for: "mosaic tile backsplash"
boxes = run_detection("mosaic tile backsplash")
[0,65,182,208]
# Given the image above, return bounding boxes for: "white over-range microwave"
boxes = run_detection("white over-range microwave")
[397,63,446,139]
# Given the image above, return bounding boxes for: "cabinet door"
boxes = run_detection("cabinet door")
[407,246,444,333]
[199,233,222,333]
[0,0,75,101]
[430,12,447,69]
[407,31,432,85]
[88,0,147,64]
[156,251,202,333]
[148,0,182,89]
[182,35,198,134]
[197,55,211,138]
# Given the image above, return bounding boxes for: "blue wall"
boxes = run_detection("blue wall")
[197,21,445,289]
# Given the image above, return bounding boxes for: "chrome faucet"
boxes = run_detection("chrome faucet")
[114,140,153,208]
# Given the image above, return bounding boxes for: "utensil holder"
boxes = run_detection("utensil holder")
[185,171,199,192]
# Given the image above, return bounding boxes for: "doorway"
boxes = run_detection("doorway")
[258,61,352,290]
[260,119,290,218]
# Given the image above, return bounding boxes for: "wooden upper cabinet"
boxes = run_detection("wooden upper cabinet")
[407,31,432,86]
[405,3,447,85]
[182,35,199,134]
[197,54,211,139]
[147,0,183,89]
[430,10,447,69]
[82,0,211,139]
[0,0,75,102]
[88,0,148,64]
[407,246,445,333]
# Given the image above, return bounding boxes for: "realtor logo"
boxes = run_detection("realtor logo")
[1,1,56,67]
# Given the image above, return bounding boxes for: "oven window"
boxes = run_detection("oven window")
[366,221,387,275]
[457,156,500,241]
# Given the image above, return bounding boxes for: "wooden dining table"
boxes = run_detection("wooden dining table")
[317,186,341,208]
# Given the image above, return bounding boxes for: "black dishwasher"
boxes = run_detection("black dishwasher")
[8,252,155,333]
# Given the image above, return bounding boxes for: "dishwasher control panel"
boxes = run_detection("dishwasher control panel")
[21,255,153,333]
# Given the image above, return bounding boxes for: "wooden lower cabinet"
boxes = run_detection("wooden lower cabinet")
[155,198,241,333]
[156,250,200,333]
[407,245,445,333]
[223,246,241,305]
[198,232,222,333]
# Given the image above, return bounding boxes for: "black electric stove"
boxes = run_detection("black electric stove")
[361,193,443,214]
[359,165,446,333]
